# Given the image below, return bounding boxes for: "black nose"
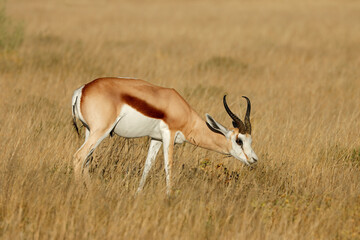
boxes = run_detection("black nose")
[253,157,258,162]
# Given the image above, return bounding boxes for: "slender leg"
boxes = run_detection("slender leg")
[75,128,90,155]
[162,131,175,195]
[136,139,162,194]
[73,128,109,184]
[73,114,123,186]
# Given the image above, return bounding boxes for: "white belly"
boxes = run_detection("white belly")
[113,104,162,139]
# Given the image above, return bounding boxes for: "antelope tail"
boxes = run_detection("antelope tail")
[71,87,83,136]
[72,96,80,136]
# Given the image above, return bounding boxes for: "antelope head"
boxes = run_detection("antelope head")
[206,95,258,165]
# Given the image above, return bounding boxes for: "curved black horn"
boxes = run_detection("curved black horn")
[242,96,251,134]
[223,95,246,132]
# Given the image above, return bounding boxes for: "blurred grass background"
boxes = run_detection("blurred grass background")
[0,0,360,239]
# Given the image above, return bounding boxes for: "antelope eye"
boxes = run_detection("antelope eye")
[236,138,243,146]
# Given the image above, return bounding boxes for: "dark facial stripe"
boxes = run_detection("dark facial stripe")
[122,94,165,119]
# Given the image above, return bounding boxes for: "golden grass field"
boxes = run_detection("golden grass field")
[1,0,360,239]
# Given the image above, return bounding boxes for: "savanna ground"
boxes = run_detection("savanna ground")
[1,0,360,239]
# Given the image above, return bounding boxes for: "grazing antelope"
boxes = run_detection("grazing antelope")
[72,77,258,194]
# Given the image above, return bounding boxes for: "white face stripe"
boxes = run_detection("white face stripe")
[228,133,257,165]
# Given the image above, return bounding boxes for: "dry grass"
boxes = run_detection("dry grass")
[1,0,360,239]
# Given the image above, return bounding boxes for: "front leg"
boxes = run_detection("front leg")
[136,139,162,194]
[162,129,175,195]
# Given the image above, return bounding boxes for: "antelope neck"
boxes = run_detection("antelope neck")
[184,113,230,154]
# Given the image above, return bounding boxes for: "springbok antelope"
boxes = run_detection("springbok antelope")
[72,77,258,194]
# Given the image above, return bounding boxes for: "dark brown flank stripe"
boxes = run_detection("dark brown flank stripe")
[122,94,165,119]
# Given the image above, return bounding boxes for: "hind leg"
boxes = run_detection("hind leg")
[73,128,110,184]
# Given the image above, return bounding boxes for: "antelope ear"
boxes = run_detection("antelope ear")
[205,114,231,139]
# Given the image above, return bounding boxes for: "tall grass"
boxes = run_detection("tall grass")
[1,0,360,239]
